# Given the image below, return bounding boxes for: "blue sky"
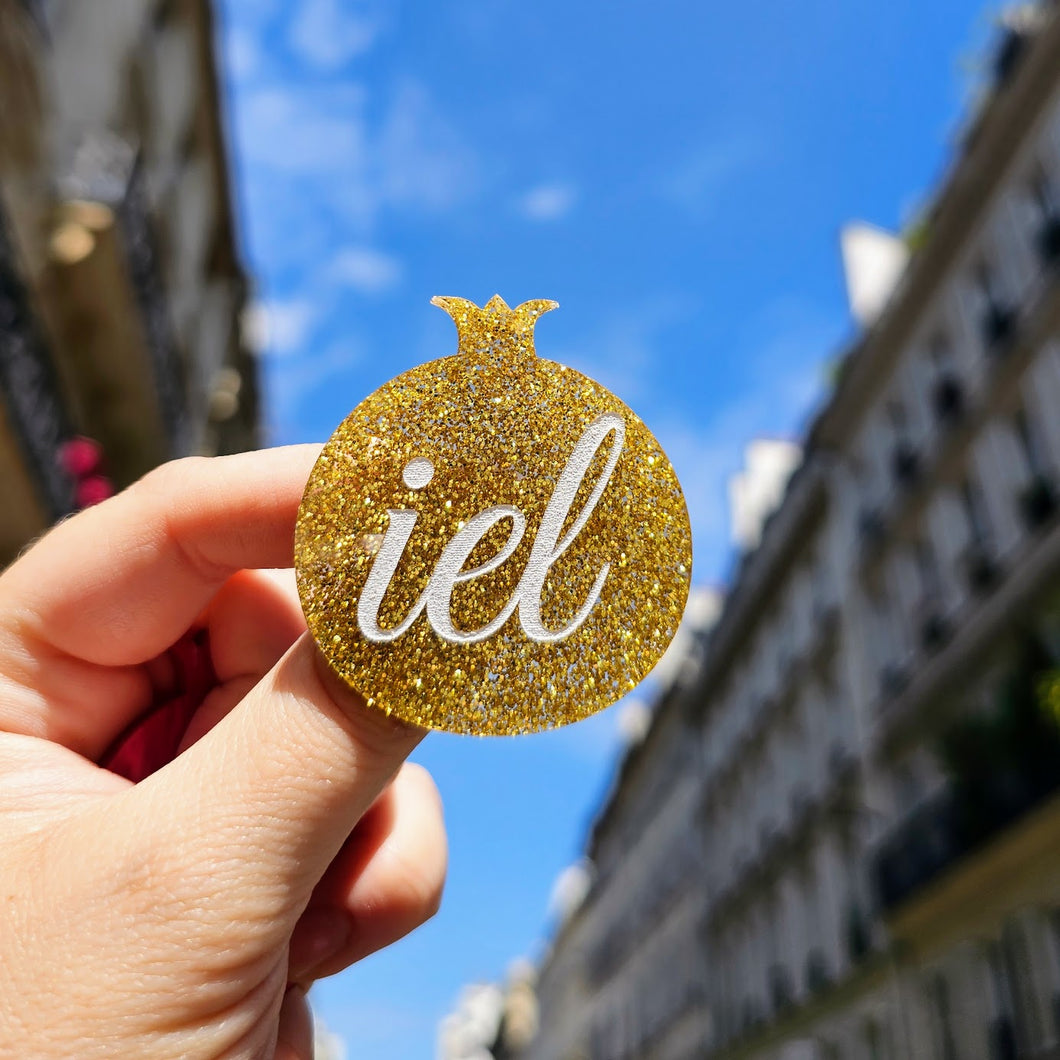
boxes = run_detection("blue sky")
[217,0,997,1054]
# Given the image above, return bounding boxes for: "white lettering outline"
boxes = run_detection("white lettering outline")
[356,412,626,645]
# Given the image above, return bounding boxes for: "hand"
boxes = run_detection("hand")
[0,446,447,1059]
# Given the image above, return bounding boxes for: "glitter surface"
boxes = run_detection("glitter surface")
[295,296,693,735]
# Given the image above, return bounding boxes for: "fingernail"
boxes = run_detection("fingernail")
[289,906,351,979]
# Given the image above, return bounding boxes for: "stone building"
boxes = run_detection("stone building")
[0,0,258,566]
[515,4,1060,1059]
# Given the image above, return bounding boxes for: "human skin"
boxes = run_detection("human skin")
[0,445,447,1059]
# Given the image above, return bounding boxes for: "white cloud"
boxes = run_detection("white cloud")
[289,0,386,70]
[518,182,577,222]
[541,703,627,766]
[654,307,835,583]
[555,293,834,585]
[330,246,403,294]
[616,698,651,743]
[651,586,724,687]
[233,78,476,247]
[552,294,696,404]
[224,26,260,80]
[662,136,762,214]
[547,860,593,922]
[238,85,367,175]
[312,1013,348,1060]
[266,341,362,441]
[368,80,477,216]
[244,298,318,358]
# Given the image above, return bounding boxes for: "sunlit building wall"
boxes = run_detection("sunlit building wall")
[515,5,1060,1059]
[0,0,257,566]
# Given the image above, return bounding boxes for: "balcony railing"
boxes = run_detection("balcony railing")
[116,160,189,456]
[874,765,1060,913]
[0,201,75,518]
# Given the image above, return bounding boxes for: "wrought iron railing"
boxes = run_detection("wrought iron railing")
[0,198,74,517]
[115,158,189,457]
[874,765,1060,913]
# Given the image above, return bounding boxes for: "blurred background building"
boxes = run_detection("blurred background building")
[467,4,1060,1059]
[0,0,258,567]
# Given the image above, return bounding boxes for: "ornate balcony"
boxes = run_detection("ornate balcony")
[0,202,75,521]
[42,140,192,486]
[874,767,1060,914]
[114,159,189,455]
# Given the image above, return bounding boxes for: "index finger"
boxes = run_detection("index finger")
[1,445,321,667]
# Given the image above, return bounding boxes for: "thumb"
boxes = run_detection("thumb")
[133,635,423,921]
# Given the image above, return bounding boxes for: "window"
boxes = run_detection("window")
[976,260,1016,351]
[886,397,908,434]
[887,397,919,484]
[1015,405,1048,478]
[914,535,941,597]
[929,332,956,374]
[987,941,1021,1059]
[914,533,950,648]
[1048,911,1060,1040]
[1031,165,1057,217]
[1029,164,1060,265]
[152,0,176,32]
[894,762,922,815]
[977,261,1003,306]
[928,333,964,422]
[865,1019,891,1060]
[930,974,959,1060]
[1013,406,1058,531]
[960,476,992,548]
[1001,925,1045,1052]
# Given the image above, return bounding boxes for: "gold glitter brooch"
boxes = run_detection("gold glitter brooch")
[295,295,692,735]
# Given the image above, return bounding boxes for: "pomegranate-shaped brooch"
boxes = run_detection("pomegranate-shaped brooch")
[295,296,692,735]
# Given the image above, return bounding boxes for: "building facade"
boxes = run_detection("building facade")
[0,0,257,567]
[516,4,1060,1059]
